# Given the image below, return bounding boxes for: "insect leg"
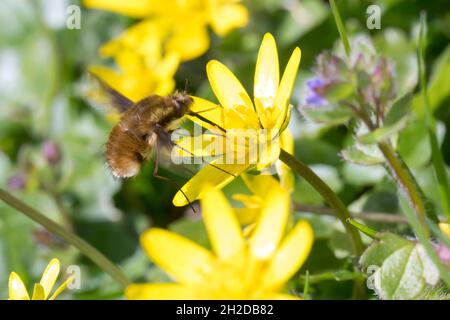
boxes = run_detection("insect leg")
[152,134,197,213]
[155,124,236,178]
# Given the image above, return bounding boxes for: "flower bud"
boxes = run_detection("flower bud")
[43,140,61,165]
[436,243,450,264]
[7,175,26,190]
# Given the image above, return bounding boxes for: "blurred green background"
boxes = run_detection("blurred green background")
[0,0,449,299]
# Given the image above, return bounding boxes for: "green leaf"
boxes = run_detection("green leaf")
[357,117,408,145]
[356,94,412,145]
[300,105,353,125]
[340,147,384,166]
[360,233,410,267]
[360,233,441,299]
[398,119,430,168]
[323,81,355,102]
[342,163,385,186]
[384,93,412,127]
[413,45,450,116]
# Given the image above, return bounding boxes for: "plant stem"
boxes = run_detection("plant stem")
[346,218,377,239]
[295,203,447,224]
[377,142,438,236]
[0,189,131,288]
[280,149,364,255]
[354,102,439,231]
[329,0,351,58]
[302,270,310,299]
[418,13,450,221]
[280,149,367,298]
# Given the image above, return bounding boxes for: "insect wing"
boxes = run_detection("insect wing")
[83,71,135,118]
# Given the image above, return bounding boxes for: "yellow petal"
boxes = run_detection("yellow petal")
[100,20,165,58]
[126,283,201,300]
[39,258,60,299]
[234,207,261,225]
[31,284,46,300]
[88,65,123,96]
[153,52,180,80]
[254,33,279,114]
[174,133,225,159]
[172,163,249,206]
[249,185,290,259]
[8,272,30,300]
[201,188,244,260]
[154,77,176,96]
[83,0,154,18]
[140,228,215,285]
[276,129,295,192]
[232,194,262,209]
[166,21,210,61]
[439,222,450,238]
[241,174,279,197]
[262,220,313,290]
[256,136,281,170]
[207,60,253,111]
[49,276,74,300]
[210,4,249,36]
[188,96,226,130]
[115,50,143,73]
[274,47,301,129]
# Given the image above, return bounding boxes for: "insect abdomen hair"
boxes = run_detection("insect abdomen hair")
[106,124,146,178]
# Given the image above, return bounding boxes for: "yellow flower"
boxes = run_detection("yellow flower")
[440,223,450,238]
[84,0,248,61]
[8,259,72,300]
[89,20,180,102]
[172,33,301,206]
[233,174,285,225]
[126,187,313,299]
[277,129,295,192]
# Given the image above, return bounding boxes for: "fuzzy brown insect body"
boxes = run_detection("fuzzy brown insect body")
[105,93,193,178]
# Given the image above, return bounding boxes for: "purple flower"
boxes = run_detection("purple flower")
[43,140,61,164]
[8,175,26,190]
[304,77,327,107]
[307,78,325,91]
[305,91,327,106]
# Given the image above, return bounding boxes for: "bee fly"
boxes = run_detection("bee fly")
[85,73,230,208]
[85,74,195,177]
[106,92,193,178]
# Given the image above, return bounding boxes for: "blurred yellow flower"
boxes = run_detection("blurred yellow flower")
[84,0,248,61]
[233,174,287,225]
[8,258,72,300]
[126,187,313,299]
[440,223,450,238]
[89,20,180,102]
[173,33,301,206]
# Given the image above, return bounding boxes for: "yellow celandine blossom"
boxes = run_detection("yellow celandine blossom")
[8,259,72,300]
[89,19,180,102]
[126,186,313,299]
[84,0,248,61]
[172,33,301,206]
